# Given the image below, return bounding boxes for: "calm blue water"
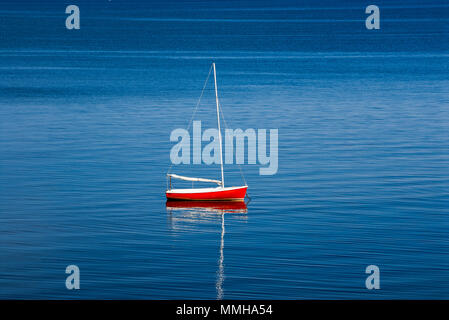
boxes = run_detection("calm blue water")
[0,0,448,299]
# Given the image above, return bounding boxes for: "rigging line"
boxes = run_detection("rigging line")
[186,64,213,132]
[218,102,248,187]
[167,64,213,175]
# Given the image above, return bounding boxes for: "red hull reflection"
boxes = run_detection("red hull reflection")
[166,200,247,213]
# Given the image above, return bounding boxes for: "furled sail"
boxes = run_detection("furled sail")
[167,174,222,185]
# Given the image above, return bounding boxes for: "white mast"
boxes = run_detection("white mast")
[213,62,224,187]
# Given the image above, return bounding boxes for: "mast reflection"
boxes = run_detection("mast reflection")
[166,201,248,299]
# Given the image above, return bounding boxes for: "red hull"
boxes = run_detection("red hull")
[166,186,247,201]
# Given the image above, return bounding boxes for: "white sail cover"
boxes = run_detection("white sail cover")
[167,174,222,185]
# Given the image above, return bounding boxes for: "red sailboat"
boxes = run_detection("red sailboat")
[166,63,248,202]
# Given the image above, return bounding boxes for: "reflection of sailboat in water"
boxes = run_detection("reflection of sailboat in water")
[166,201,247,212]
[217,212,225,299]
[166,201,247,299]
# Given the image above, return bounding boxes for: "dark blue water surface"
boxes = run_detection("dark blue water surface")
[0,0,448,299]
